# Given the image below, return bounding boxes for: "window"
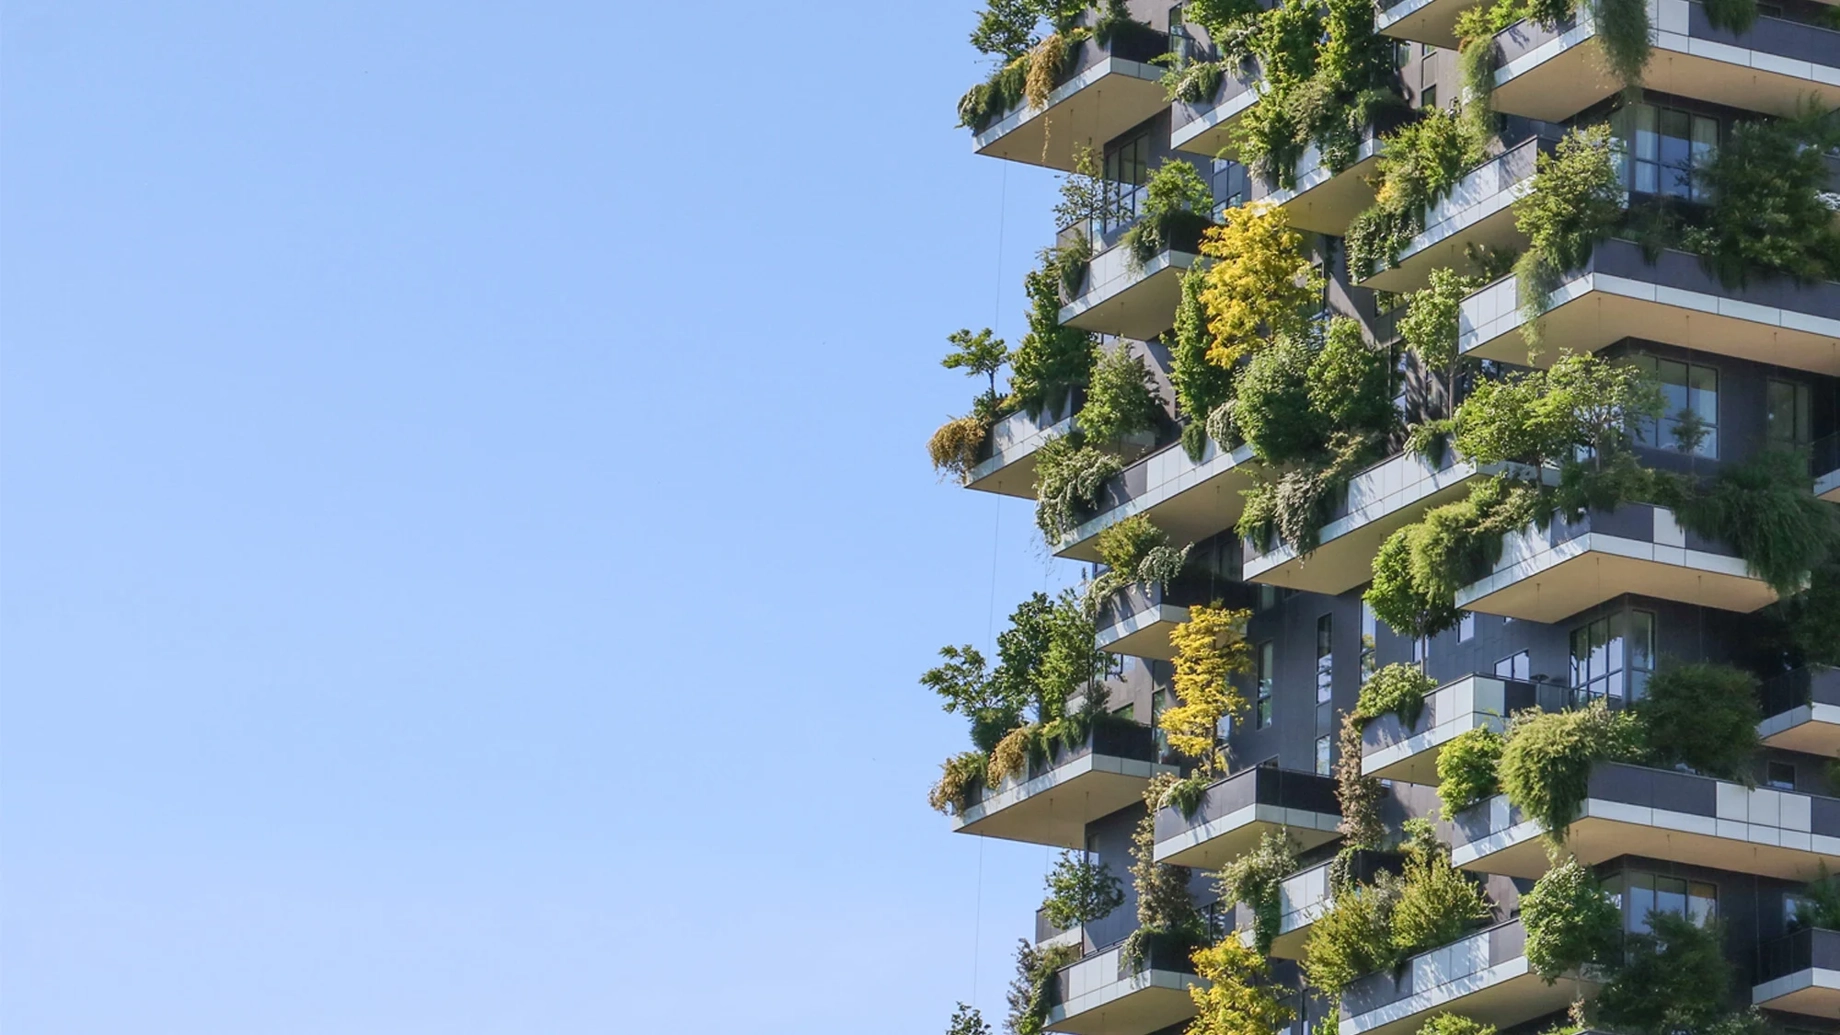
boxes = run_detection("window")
[1256,641,1275,728]
[1105,653,1127,679]
[1420,84,1437,111]
[1496,651,1531,681]
[1632,355,1718,458]
[1414,635,1430,666]
[1211,159,1248,213]
[1768,379,1814,449]
[1315,615,1334,704]
[1104,132,1152,230]
[1607,871,1717,932]
[1768,761,1796,791]
[1360,601,1379,679]
[1570,610,1656,703]
[1617,103,1718,201]
[1394,40,1412,68]
[1113,702,1137,722]
[1457,612,1475,643]
[1315,734,1332,775]
[1259,584,1281,611]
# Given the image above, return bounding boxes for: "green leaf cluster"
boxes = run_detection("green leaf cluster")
[1436,726,1504,815]
[1214,830,1297,954]
[1634,663,1761,782]
[1521,859,1622,981]
[1497,702,1642,841]
[1042,851,1127,929]
[1354,663,1439,728]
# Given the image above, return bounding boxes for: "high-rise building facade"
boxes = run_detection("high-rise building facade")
[926,3,1840,1034]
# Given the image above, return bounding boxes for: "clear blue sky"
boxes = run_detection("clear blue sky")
[0,2,1088,1032]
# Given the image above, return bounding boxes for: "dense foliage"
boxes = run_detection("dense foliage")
[1079,343,1163,447]
[1521,859,1622,981]
[1042,851,1127,929]
[1354,663,1438,728]
[1004,938,1080,1035]
[1337,710,1386,848]
[1497,703,1642,841]
[1591,913,1731,1035]
[1188,936,1297,1035]
[1126,773,1207,970]
[1635,663,1761,782]
[1121,160,1217,272]
[1033,435,1124,543]
[1215,830,1297,954]
[1683,108,1840,287]
[1170,265,1238,460]
[1677,449,1840,596]
[1512,126,1625,352]
[1161,605,1256,775]
[1436,726,1504,815]
[1009,257,1098,421]
[1195,202,1321,369]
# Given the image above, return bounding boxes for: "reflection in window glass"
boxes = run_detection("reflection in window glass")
[1571,610,1656,702]
[1256,641,1275,728]
[1632,355,1718,457]
[1360,601,1378,679]
[1315,734,1332,775]
[1767,379,1814,448]
[1620,871,1717,932]
[1316,615,1334,704]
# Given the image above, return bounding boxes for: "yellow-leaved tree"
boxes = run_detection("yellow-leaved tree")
[1159,604,1255,776]
[1195,202,1322,369]
[1188,936,1296,1035]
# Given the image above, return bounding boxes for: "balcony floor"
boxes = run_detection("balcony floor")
[975,58,1171,171]
[1340,962,1588,1035]
[955,753,1177,849]
[1455,528,1776,624]
[1062,251,1195,341]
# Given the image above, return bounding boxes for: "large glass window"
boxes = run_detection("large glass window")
[1632,355,1718,457]
[1360,601,1379,679]
[1571,610,1655,703]
[1104,132,1151,230]
[1768,379,1814,449]
[1605,871,1717,932]
[1315,734,1332,775]
[1315,614,1334,704]
[1617,103,1718,201]
[1496,651,1531,681]
[1256,641,1275,728]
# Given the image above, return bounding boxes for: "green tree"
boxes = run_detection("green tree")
[1009,260,1098,421]
[1042,851,1127,929]
[1078,343,1162,446]
[946,1002,992,1035]
[943,327,1011,419]
[1636,663,1761,781]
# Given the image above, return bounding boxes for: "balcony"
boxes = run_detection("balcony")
[1446,761,1840,881]
[1358,133,1557,293]
[1242,452,1535,595]
[1360,674,1566,784]
[1057,439,1259,562]
[1153,766,1342,869]
[1489,1,1840,123]
[1338,919,1594,1035]
[1169,61,1264,158]
[1815,434,1840,504]
[1375,0,1482,48]
[953,721,1178,848]
[974,27,1173,172]
[1759,668,1840,757]
[1251,125,1387,235]
[966,396,1079,498]
[1459,239,1840,375]
[1224,850,1404,959]
[1046,939,1201,1035]
[1753,927,1840,1017]
[1454,503,1777,623]
[1060,215,1209,341]
[1037,905,1090,954]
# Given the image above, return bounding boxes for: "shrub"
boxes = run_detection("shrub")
[1216,830,1297,954]
[1161,770,1213,817]
[1126,774,1206,969]
[1677,449,1840,596]
[1337,710,1386,848]
[930,415,993,482]
[1591,0,1652,91]
[1009,259,1098,420]
[1682,110,1840,287]
[921,643,1025,754]
[1419,1016,1496,1035]
[1309,318,1398,446]
[930,751,989,815]
[1792,866,1840,930]
[1303,869,1400,1003]
[1635,663,1761,782]
[1188,936,1297,1035]
[1120,160,1216,272]
[1161,605,1256,776]
[1511,126,1624,351]
[1389,825,1492,956]
[1079,343,1163,447]
[1233,336,1319,464]
[1195,202,1321,369]
[1170,265,1237,461]
[1436,727,1504,815]
[1005,938,1080,1035]
[1497,703,1642,841]
[1397,268,1480,374]
[1592,912,1731,1035]
[1521,859,1621,982]
[1363,477,1540,640]
[1042,851,1127,929]
[1355,663,1438,728]
[1096,514,1168,573]
[1033,436,1124,543]
[1701,0,1757,31]
[988,724,1037,785]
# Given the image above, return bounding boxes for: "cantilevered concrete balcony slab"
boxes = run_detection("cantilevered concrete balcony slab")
[1358,135,1554,293]
[1226,851,1404,959]
[1153,766,1342,869]
[1460,240,1840,375]
[1169,64,1264,158]
[1046,941,1201,1035]
[954,723,1177,849]
[1338,920,1594,1035]
[974,30,1173,172]
[1454,503,1777,624]
[1489,1,1840,123]
[1760,668,1840,757]
[1361,675,1565,784]
[1242,453,1534,595]
[1252,130,1385,235]
[1754,927,1840,1017]
[1062,231,1203,341]
[1446,762,1840,881]
[1056,439,1258,562]
[965,401,1078,498]
[1375,0,1483,48]
[1096,574,1258,661]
